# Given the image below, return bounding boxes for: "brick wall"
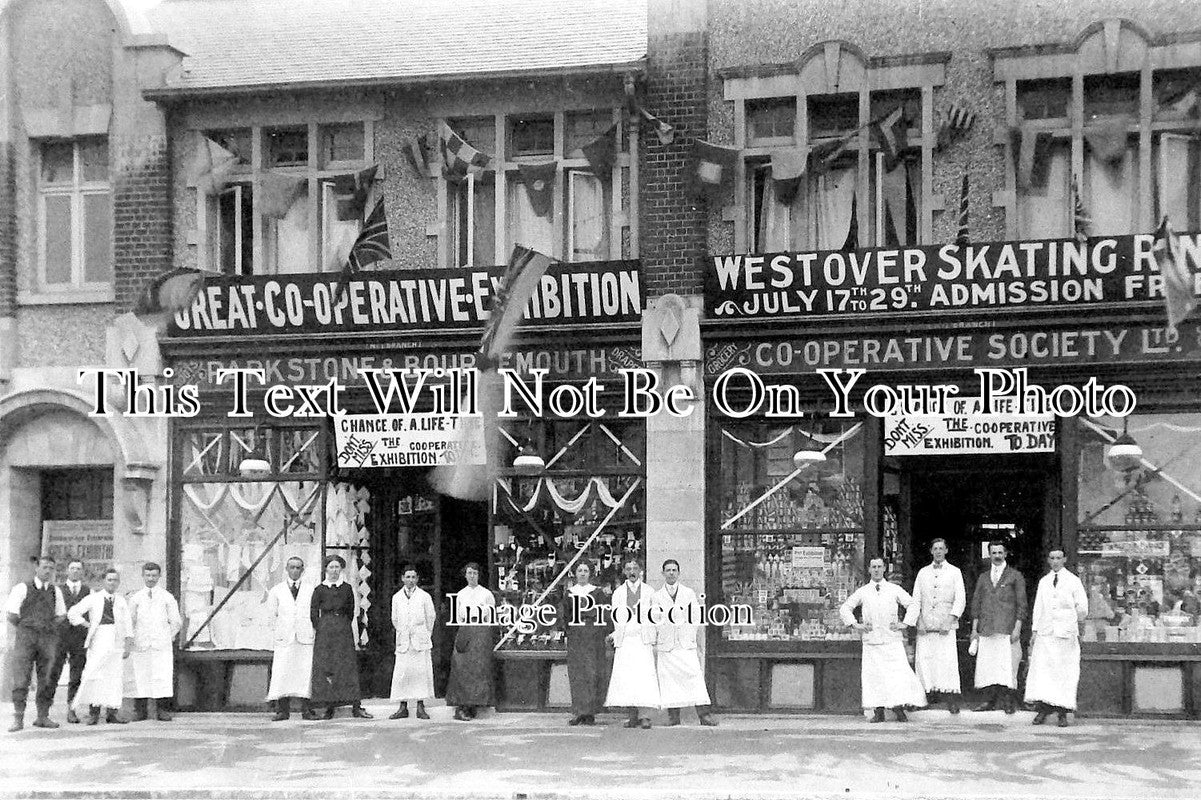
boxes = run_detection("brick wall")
[0,140,15,320]
[113,136,173,313]
[640,27,708,299]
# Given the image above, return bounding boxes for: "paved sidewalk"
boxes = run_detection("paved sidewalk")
[0,702,1197,799]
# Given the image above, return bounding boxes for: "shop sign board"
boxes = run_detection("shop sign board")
[333,413,485,469]
[705,321,1201,376]
[1101,540,1172,558]
[790,546,825,569]
[884,397,1055,456]
[168,260,643,336]
[41,520,114,585]
[704,233,1201,320]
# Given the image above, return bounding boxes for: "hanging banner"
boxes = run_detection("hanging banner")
[168,260,643,336]
[884,397,1055,456]
[333,414,485,469]
[705,233,1201,320]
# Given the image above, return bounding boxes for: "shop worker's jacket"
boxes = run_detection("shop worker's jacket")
[970,565,1027,636]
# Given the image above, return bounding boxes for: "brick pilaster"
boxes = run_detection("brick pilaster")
[113,135,173,313]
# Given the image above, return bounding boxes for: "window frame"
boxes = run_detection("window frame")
[36,137,112,292]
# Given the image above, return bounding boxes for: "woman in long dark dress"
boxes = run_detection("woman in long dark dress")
[560,561,612,726]
[445,562,496,721]
[309,555,372,719]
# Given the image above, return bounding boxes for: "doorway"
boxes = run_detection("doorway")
[901,453,1057,698]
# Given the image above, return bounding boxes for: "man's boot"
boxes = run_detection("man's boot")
[415,701,429,720]
[893,707,908,722]
[697,705,718,726]
[1056,709,1069,727]
[1003,689,1016,715]
[389,702,409,720]
[1032,702,1048,725]
[666,708,681,727]
[973,687,998,712]
[272,698,291,722]
[32,707,58,729]
[133,698,148,722]
[870,707,886,723]
[623,708,640,728]
[155,699,173,722]
[946,694,960,715]
[105,709,127,725]
[8,708,24,733]
[301,700,318,721]
[87,706,101,726]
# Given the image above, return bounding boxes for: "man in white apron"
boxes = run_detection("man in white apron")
[605,560,660,729]
[125,562,181,721]
[68,568,133,724]
[1025,549,1088,727]
[653,560,716,727]
[905,538,966,713]
[840,558,927,722]
[388,565,436,720]
[970,542,1027,713]
[266,557,316,721]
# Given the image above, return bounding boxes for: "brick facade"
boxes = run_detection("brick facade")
[0,140,15,321]
[113,136,173,314]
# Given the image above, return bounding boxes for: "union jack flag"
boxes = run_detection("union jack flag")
[480,244,553,362]
[334,197,391,305]
[1072,177,1091,245]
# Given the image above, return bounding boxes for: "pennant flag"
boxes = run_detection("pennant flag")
[439,121,491,180]
[639,107,676,145]
[517,161,558,218]
[870,106,907,172]
[1154,216,1196,334]
[770,146,808,205]
[1011,126,1053,190]
[954,174,970,247]
[689,140,739,199]
[1072,177,1091,244]
[809,135,852,175]
[258,172,307,219]
[581,124,618,175]
[334,196,392,305]
[405,133,434,178]
[936,102,976,150]
[134,267,214,316]
[332,165,378,222]
[1156,82,1200,120]
[480,244,553,362]
[190,134,240,196]
[1084,118,1130,165]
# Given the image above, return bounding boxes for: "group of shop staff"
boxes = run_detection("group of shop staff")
[840,539,1088,727]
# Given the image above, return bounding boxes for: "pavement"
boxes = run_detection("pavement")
[0,702,1198,800]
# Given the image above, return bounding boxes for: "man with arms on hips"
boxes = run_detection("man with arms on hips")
[5,555,67,731]
[604,560,660,729]
[267,557,317,721]
[51,559,91,723]
[1025,549,1088,727]
[125,562,182,721]
[653,560,717,727]
[904,539,966,713]
[68,568,132,725]
[840,557,927,722]
[970,542,1027,714]
[388,565,436,721]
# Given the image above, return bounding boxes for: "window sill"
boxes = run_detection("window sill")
[18,288,115,306]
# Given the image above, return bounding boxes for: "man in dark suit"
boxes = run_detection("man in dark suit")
[50,559,91,723]
[969,541,1027,713]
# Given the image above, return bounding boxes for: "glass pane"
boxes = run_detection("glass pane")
[1084,73,1140,121]
[216,184,254,275]
[278,428,322,474]
[83,193,112,283]
[473,173,495,266]
[322,183,360,271]
[747,98,796,143]
[271,190,310,273]
[809,94,858,138]
[80,138,109,182]
[1085,141,1139,236]
[449,117,495,154]
[320,123,364,165]
[180,481,323,651]
[1017,141,1070,238]
[569,171,608,262]
[41,142,74,185]
[1018,79,1072,120]
[181,429,227,478]
[43,195,72,284]
[267,128,308,167]
[509,116,554,158]
[206,129,251,165]
[566,110,612,154]
[228,427,275,474]
[505,179,553,255]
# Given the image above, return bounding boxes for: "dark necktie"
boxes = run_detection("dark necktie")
[875,583,881,592]
[290,582,299,599]
[101,597,115,624]
[1053,574,1058,588]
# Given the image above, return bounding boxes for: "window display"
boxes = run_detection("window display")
[714,419,866,642]
[1077,414,1201,644]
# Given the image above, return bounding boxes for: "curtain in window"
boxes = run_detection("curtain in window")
[1158,133,1194,229]
[272,193,309,274]
[756,166,791,252]
[814,166,857,250]
[569,172,608,261]
[1018,142,1069,239]
[506,179,553,255]
[1086,145,1138,236]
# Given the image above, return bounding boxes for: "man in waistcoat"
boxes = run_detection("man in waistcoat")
[5,556,67,731]
[50,559,91,723]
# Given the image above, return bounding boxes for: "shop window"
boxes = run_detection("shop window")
[176,424,324,652]
[41,468,114,521]
[713,418,866,642]
[492,418,646,651]
[38,137,112,289]
[1076,413,1201,645]
[320,122,365,168]
[747,98,796,145]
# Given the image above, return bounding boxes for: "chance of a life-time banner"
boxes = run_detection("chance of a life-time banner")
[704,233,1201,320]
[883,396,1055,456]
[168,260,643,336]
[333,414,486,469]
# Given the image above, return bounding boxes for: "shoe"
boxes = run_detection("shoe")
[465,707,478,719]
[666,710,681,727]
[301,710,319,721]
[869,708,886,723]
[580,716,596,726]
[894,708,908,722]
[568,716,583,726]
[389,708,408,721]
[698,715,718,727]
[415,704,429,720]
[947,699,960,715]
[67,709,80,724]
[86,713,99,726]
[322,707,336,720]
[1057,712,1069,728]
[1032,711,1048,725]
[639,718,651,729]
[351,707,373,719]
[1003,700,1016,715]
[8,715,23,733]
[156,710,173,722]
[623,717,640,728]
[453,708,471,721]
[106,712,127,725]
[32,717,59,729]
[972,702,996,712]
[272,711,290,722]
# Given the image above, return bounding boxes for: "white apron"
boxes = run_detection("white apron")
[974,635,1021,688]
[1024,634,1081,709]
[267,642,313,700]
[389,650,434,701]
[125,587,181,698]
[656,649,710,708]
[73,627,125,711]
[605,639,660,708]
[861,641,928,709]
[914,631,961,694]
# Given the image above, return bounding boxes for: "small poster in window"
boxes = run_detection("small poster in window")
[791,545,825,569]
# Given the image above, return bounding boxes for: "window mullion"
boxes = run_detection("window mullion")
[72,142,84,285]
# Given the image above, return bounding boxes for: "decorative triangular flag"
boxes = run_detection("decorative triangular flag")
[639,107,676,145]
[405,133,435,178]
[1154,216,1195,335]
[1156,82,1200,120]
[936,101,976,150]
[870,106,907,172]
[809,136,852,175]
[1072,177,1091,244]
[332,165,378,222]
[689,140,739,199]
[133,267,216,317]
[258,172,307,219]
[770,146,808,205]
[517,161,558,218]
[954,174,970,247]
[439,121,491,180]
[190,134,240,196]
[1011,125,1053,190]
[582,124,618,176]
[1084,118,1131,165]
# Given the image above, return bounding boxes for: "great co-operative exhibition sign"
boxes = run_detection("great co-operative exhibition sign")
[168,260,643,336]
[704,234,1201,320]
